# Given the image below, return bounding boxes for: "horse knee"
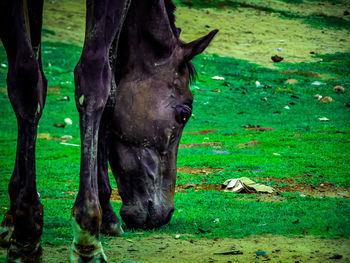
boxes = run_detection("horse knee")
[7,58,44,120]
[74,58,111,114]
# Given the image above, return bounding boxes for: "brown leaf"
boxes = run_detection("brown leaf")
[285,79,298,85]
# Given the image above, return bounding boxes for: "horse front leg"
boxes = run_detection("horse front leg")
[70,0,130,261]
[0,0,46,262]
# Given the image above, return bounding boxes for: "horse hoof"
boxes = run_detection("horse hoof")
[7,242,42,263]
[101,222,124,237]
[71,218,108,262]
[0,225,13,248]
[70,249,107,263]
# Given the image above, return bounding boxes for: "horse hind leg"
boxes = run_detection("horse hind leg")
[0,0,46,262]
[98,111,123,237]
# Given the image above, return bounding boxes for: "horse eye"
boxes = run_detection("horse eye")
[175,105,192,124]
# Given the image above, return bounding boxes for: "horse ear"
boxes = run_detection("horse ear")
[183,29,218,61]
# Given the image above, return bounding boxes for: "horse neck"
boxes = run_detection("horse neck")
[115,0,178,79]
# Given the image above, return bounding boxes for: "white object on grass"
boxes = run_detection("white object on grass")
[64,118,73,125]
[211,76,225,80]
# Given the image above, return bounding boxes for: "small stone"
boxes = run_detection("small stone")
[329,254,342,259]
[271,55,284,62]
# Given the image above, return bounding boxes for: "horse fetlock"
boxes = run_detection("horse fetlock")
[12,201,43,242]
[71,217,107,263]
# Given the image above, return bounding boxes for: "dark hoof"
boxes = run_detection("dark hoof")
[71,218,107,263]
[100,222,124,236]
[0,225,13,248]
[70,250,107,263]
[7,242,42,263]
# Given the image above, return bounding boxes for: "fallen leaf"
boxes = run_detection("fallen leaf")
[285,79,298,85]
[334,85,345,93]
[319,96,333,103]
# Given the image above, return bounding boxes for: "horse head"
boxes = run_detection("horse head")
[109,0,218,229]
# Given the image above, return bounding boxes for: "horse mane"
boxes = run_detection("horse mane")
[164,0,197,83]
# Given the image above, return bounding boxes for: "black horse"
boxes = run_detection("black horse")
[0,0,217,261]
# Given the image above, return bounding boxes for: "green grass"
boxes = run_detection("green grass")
[0,38,349,246]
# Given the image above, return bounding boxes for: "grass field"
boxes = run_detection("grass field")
[0,0,350,262]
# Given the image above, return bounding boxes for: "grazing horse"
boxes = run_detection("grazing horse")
[0,0,217,262]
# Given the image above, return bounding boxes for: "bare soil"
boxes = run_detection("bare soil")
[176,176,350,201]
[109,175,350,203]
[1,234,349,262]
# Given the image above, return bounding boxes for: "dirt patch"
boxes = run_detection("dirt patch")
[183,129,218,135]
[260,177,350,199]
[1,234,348,262]
[180,142,222,149]
[47,85,63,96]
[237,139,258,149]
[245,127,275,132]
[177,167,224,175]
